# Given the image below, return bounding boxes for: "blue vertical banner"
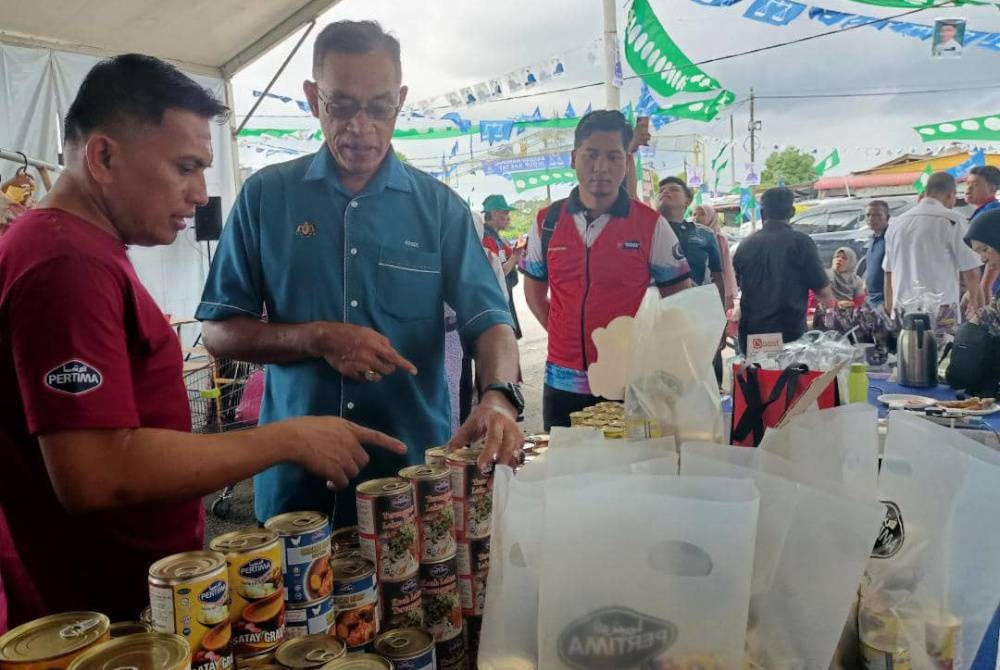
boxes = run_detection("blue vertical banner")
[479,120,515,145]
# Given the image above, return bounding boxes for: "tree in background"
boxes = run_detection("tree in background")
[761,147,817,188]
[502,198,549,240]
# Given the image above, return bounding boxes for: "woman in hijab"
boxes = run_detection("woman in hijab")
[827,246,866,308]
[965,209,1000,297]
[692,204,736,312]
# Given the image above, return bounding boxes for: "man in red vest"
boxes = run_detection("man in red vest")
[520,110,693,429]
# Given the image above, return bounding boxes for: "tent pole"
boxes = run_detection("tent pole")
[0,149,62,173]
[234,21,317,137]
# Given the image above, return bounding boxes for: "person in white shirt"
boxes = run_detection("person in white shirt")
[882,171,984,315]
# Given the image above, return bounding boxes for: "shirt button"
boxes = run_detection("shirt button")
[350,201,359,208]
[350,248,358,255]
[346,401,355,410]
[350,299,358,307]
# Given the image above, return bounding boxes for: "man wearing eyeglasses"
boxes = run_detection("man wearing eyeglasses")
[197,21,522,529]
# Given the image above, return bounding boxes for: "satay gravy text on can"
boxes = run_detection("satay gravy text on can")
[399,465,456,562]
[330,528,360,558]
[373,629,434,670]
[419,556,463,643]
[447,448,493,539]
[457,534,491,617]
[274,636,345,670]
[285,598,335,639]
[149,551,234,670]
[210,530,286,657]
[317,655,390,670]
[356,478,419,582]
[0,612,110,670]
[424,446,449,467]
[264,512,332,606]
[330,556,379,651]
[434,632,468,670]
[66,632,190,670]
[377,573,424,631]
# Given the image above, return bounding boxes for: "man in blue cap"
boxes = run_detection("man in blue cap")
[481,194,523,338]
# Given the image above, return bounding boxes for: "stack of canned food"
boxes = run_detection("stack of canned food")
[568,401,662,440]
[857,604,960,670]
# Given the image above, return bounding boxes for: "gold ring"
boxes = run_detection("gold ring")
[364,369,378,382]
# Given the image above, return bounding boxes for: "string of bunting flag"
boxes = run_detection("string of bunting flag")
[690,0,1000,52]
[915,113,1000,141]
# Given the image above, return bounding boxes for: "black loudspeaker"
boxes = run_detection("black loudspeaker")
[195,196,223,241]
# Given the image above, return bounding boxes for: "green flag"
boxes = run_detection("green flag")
[711,143,730,171]
[814,149,841,176]
[510,167,578,193]
[713,160,729,192]
[914,163,934,194]
[625,0,721,98]
[683,190,704,219]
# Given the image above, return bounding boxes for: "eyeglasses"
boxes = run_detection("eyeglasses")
[315,88,400,121]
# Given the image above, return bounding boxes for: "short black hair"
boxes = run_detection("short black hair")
[313,21,402,79]
[63,54,228,145]
[970,165,1000,190]
[925,172,957,198]
[867,200,890,217]
[573,110,633,151]
[658,176,692,201]
[761,187,795,220]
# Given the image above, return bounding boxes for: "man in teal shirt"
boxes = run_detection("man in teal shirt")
[197,21,523,528]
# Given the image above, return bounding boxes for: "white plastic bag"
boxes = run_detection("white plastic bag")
[860,413,1000,669]
[538,474,758,669]
[681,443,884,670]
[758,403,880,502]
[624,285,726,444]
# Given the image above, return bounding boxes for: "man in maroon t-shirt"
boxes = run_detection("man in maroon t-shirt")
[0,54,407,625]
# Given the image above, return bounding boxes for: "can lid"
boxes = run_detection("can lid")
[445,447,483,464]
[66,633,189,670]
[330,556,375,580]
[373,628,434,659]
[356,477,410,496]
[275,635,347,669]
[210,529,280,554]
[265,511,330,535]
[148,551,227,583]
[318,654,392,670]
[425,445,449,454]
[399,464,449,480]
[0,613,111,662]
[108,622,153,639]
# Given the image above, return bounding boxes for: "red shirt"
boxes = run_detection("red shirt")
[0,209,203,624]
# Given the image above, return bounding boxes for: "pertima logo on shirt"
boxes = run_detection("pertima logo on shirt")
[44,359,103,395]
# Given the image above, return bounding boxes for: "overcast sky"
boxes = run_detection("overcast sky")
[231,0,1000,201]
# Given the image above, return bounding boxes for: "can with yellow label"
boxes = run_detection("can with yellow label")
[0,612,110,670]
[210,530,286,658]
[149,551,235,670]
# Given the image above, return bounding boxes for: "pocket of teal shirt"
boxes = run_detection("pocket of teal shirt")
[377,245,442,321]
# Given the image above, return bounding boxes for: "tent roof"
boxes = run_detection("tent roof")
[0,0,343,78]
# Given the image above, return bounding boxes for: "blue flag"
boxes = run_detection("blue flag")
[450,141,459,157]
[565,101,576,119]
[584,102,593,115]
[442,112,472,133]
[636,83,660,117]
[946,149,986,179]
[479,120,515,145]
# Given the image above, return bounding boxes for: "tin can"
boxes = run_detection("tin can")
[330,556,379,652]
[376,573,424,631]
[330,528,360,557]
[861,631,911,670]
[109,622,153,638]
[265,512,333,606]
[274,636,346,670]
[626,415,663,439]
[399,465,457,562]
[447,448,493,539]
[465,616,483,670]
[0,613,110,670]
[318,655,391,670]
[602,422,625,439]
[419,556,463,642]
[210,530,286,657]
[356,479,419,581]
[236,652,276,669]
[925,616,960,670]
[424,446,450,466]
[373,629,434,670]
[149,551,234,670]
[66,632,190,670]
[457,535,491,617]
[568,411,591,427]
[285,598,335,639]
[434,632,467,670]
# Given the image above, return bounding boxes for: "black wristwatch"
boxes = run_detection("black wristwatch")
[482,382,525,415]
